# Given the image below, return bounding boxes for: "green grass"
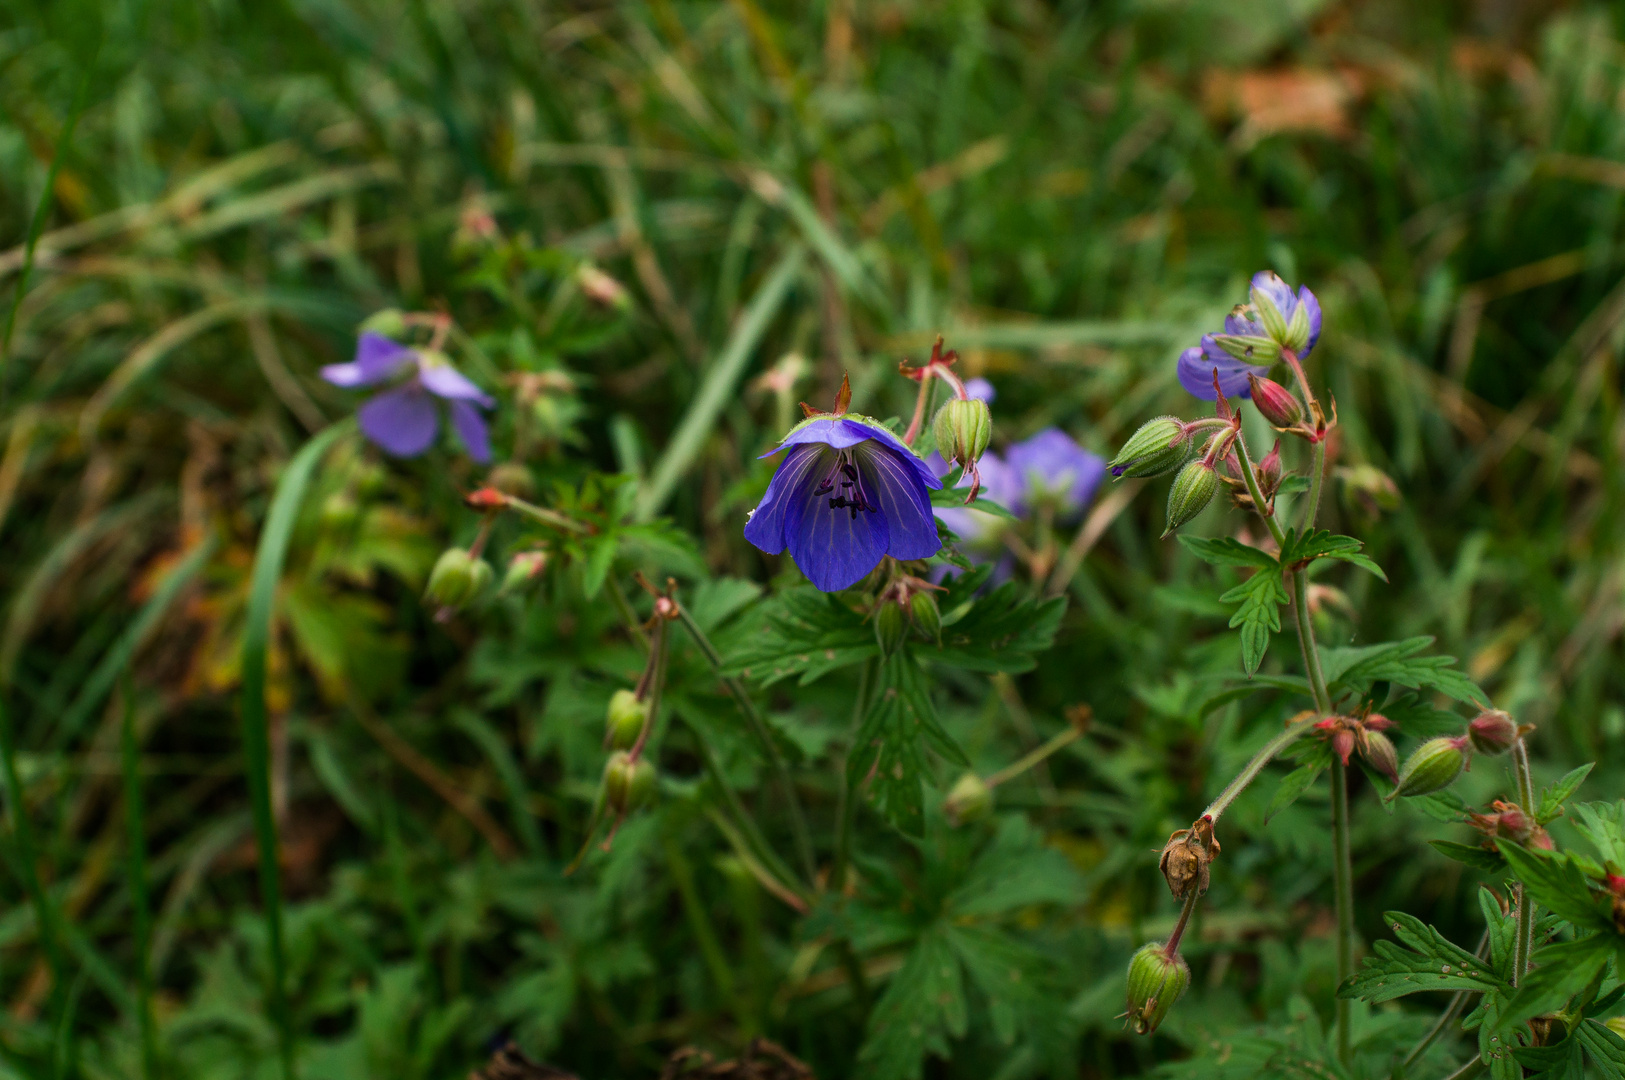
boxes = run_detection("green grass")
[2,0,1625,1077]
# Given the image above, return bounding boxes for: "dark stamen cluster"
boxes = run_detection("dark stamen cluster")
[813,450,877,519]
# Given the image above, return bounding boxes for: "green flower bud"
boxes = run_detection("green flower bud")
[1163,460,1219,536]
[875,601,907,655]
[1110,416,1193,480]
[425,548,491,609]
[932,398,993,469]
[1388,735,1470,801]
[1125,943,1190,1035]
[943,772,993,826]
[605,689,649,751]
[499,550,548,595]
[320,491,360,530]
[909,591,942,645]
[358,308,408,340]
[602,750,658,815]
[1467,710,1518,756]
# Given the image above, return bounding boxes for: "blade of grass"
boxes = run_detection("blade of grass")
[240,419,351,1079]
[120,676,158,1080]
[0,693,68,1048]
[1,60,96,401]
[54,535,215,750]
[634,243,804,521]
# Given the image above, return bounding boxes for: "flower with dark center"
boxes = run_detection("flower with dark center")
[745,415,942,592]
[321,331,495,462]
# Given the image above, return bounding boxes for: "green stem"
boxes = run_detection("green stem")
[1330,758,1354,1065]
[0,695,69,1032]
[678,713,805,904]
[121,678,159,1080]
[832,657,877,894]
[662,835,745,1022]
[1304,438,1327,538]
[673,604,816,887]
[984,726,1082,788]
[1164,886,1201,955]
[1511,735,1537,985]
[606,575,650,652]
[501,493,592,533]
[1292,569,1332,715]
[1201,712,1321,822]
[1233,435,1286,549]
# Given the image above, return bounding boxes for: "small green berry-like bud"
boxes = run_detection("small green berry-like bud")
[358,308,408,340]
[1467,710,1518,756]
[909,591,942,644]
[875,601,907,655]
[426,548,491,609]
[605,689,650,751]
[602,751,658,814]
[943,772,993,826]
[1124,943,1190,1035]
[1388,735,1470,801]
[1163,460,1219,536]
[1110,416,1192,480]
[499,550,548,595]
[932,398,993,469]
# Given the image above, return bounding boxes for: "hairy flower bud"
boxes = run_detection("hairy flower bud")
[932,398,994,470]
[943,772,993,826]
[499,551,548,595]
[874,601,907,655]
[1110,416,1192,479]
[426,548,491,609]
[1359,729,1400,783]
[910,591,942,645]
[1163,460,1219,536]
[1388,735,1470,801]
[1124,943,1190,1035]
[602,751,657,815]
[1468,710,1519,756]
[605,689,650,751]
[1246,374,1304,428]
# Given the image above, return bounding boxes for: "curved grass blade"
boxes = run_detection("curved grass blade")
[240,419,351,1079]
[121,676,158,1080]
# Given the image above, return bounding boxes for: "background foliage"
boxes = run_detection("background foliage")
[2,0,1624,1076]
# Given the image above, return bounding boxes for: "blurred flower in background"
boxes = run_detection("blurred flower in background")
[322,331,496,462]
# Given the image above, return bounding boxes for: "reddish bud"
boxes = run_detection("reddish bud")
[1359,729,1399,782]
[1247,374,1304,428]
[1468,710,1519,756]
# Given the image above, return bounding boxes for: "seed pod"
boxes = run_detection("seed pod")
[1388,736,1470,801]
[605,689,649,751]
[1110,416,1191,479]
[1124,943,1190,1035]
[1359,729,1400,783]
[602,751,658,815]
[1163,460,1219,536]
[943,772,993,826]
[932,398,993,469]
[1246,374,1304,428]
[909,591,942,644]
[1158,824,1217,900]
[874,601,907,655]
[426,548,491,609]
[1468,710,1518,756]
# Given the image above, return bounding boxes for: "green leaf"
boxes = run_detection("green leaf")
[1480,886,1516,982]
[929,579,1066,674]
[1178,535,1279,568]
[1265,763,1323,823]
[1431,840,1507,874]
[1517,1035,1585,1080]
[929,484,1018,521]
[1578,1019,1625,1080]
[1507,936,1614,1025]
[947,816,1086,918]
[1278,527,1388,581]
[848,652,966,836]
[721,586,877,686]
[1498,843,1613,932]
[1329,636,1485,706]
[1339,911,1505,1003]
[1534,765,1592,825]
[858,927,962,1080]
[1571,799,1625,863]
[1219,568,1288,675]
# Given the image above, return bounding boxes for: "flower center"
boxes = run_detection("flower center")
[812,448,878,519]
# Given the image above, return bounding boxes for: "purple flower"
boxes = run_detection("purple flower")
[1005,428,1105,520]
[321,332,495,462]
[1178,271,1323,402]
[745,416,943,592]
[963,377,996,403]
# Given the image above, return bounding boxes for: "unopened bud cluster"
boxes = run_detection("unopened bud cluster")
[873,576,944,654]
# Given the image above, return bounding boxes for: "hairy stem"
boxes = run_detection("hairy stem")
[1165,887,1201,955]
[1203,713,1322,822]
[984,725,1082,788]
[1511,735,1538,985]
[832,657,877,894]
[1304,438,1327,539]
[674,604,817,887]
[902,368,937,445]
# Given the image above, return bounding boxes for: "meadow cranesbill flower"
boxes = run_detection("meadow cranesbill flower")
[745,415,942,593]
[322,332,495,462]
[1005,428,1106,520]
[1177,271,1322,402]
